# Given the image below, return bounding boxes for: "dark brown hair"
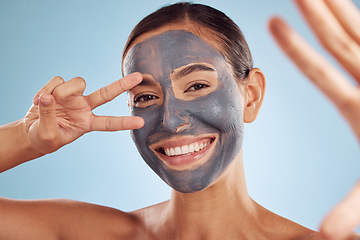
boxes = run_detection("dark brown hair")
[122,2,253,81]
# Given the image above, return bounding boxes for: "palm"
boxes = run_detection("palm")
[25,95,92,147]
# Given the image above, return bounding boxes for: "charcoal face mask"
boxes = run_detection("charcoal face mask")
[123,30,244,193]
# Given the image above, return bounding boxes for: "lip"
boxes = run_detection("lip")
[149,134,218,170]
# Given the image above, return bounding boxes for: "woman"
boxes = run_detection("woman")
[0,1,359,239]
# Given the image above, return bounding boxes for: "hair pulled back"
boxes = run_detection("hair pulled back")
[122,2,253,81]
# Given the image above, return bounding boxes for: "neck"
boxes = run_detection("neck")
[162,150,266,239]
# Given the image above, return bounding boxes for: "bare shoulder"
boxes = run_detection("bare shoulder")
[47,198,141,239]
[0,197,139,240]
[130,200,170,239]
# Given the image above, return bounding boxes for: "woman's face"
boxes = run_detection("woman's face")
[123,29,244,193]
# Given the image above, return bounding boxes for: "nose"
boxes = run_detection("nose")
[160,97,188,133]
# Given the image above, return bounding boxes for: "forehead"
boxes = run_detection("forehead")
[123,30,224,76]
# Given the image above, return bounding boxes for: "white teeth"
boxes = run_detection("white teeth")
[162,140,212,157]
[175,147,181,155]
[170,148,175,156]
[188,144,195,153]
[181,145,189,154]
[194,142,200,152]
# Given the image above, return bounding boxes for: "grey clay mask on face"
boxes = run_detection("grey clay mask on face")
[123,30,244,193]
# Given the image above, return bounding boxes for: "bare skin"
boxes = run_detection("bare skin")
[0,66,318,240]
[0,0,359,239]
[269,0,360,239]
[130,152,318,240]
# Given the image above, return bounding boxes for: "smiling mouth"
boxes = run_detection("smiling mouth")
[151,136,217,169]
[156,137,215,157]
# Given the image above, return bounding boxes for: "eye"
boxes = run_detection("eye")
[134,94,159,103]
[185,82,209,92]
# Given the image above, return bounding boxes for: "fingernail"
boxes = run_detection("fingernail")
[133,72,143,81]
[40,95,52,106]
[136,117,145,128]
[33,96,40,105]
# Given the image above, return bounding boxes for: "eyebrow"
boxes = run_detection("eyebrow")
[174,64,216,79]
[136,78,158,87]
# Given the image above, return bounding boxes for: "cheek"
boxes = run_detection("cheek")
[130,106,159,143]
[192,68,243,130]
[189,87,243,132]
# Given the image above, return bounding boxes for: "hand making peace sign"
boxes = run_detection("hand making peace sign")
[24,73,144,155]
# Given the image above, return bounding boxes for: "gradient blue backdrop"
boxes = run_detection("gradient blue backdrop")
[0,0,359,232]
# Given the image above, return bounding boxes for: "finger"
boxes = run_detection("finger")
[52,77,86,101]
[319,180,360,240]
[324,0,360,45]
[90,115,144,132]
[37,93,59,141]
[33,76,64,105]
[268,17,357,109]
[294,0,360,81]
[86,72,143,110]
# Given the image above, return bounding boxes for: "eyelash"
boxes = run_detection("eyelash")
[134,94,159,103]
[185,82,209,92]
[133,82,210,103]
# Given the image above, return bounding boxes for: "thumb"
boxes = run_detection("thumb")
[38,93,58,134]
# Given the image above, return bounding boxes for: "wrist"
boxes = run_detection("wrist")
[0,119,44,172]
[20,118,45,158]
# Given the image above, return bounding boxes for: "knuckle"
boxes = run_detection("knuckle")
[105,117,113,131]
[338,92,359,111]
[99,86,110,101]
[118,78,126,91]
[324,34,357,56]
[336,39,356,55]
[40,107,54,117]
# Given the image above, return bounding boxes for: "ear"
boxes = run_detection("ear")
[242,68,266,123]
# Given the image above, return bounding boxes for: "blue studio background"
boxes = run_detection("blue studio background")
[0,0,359,232]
